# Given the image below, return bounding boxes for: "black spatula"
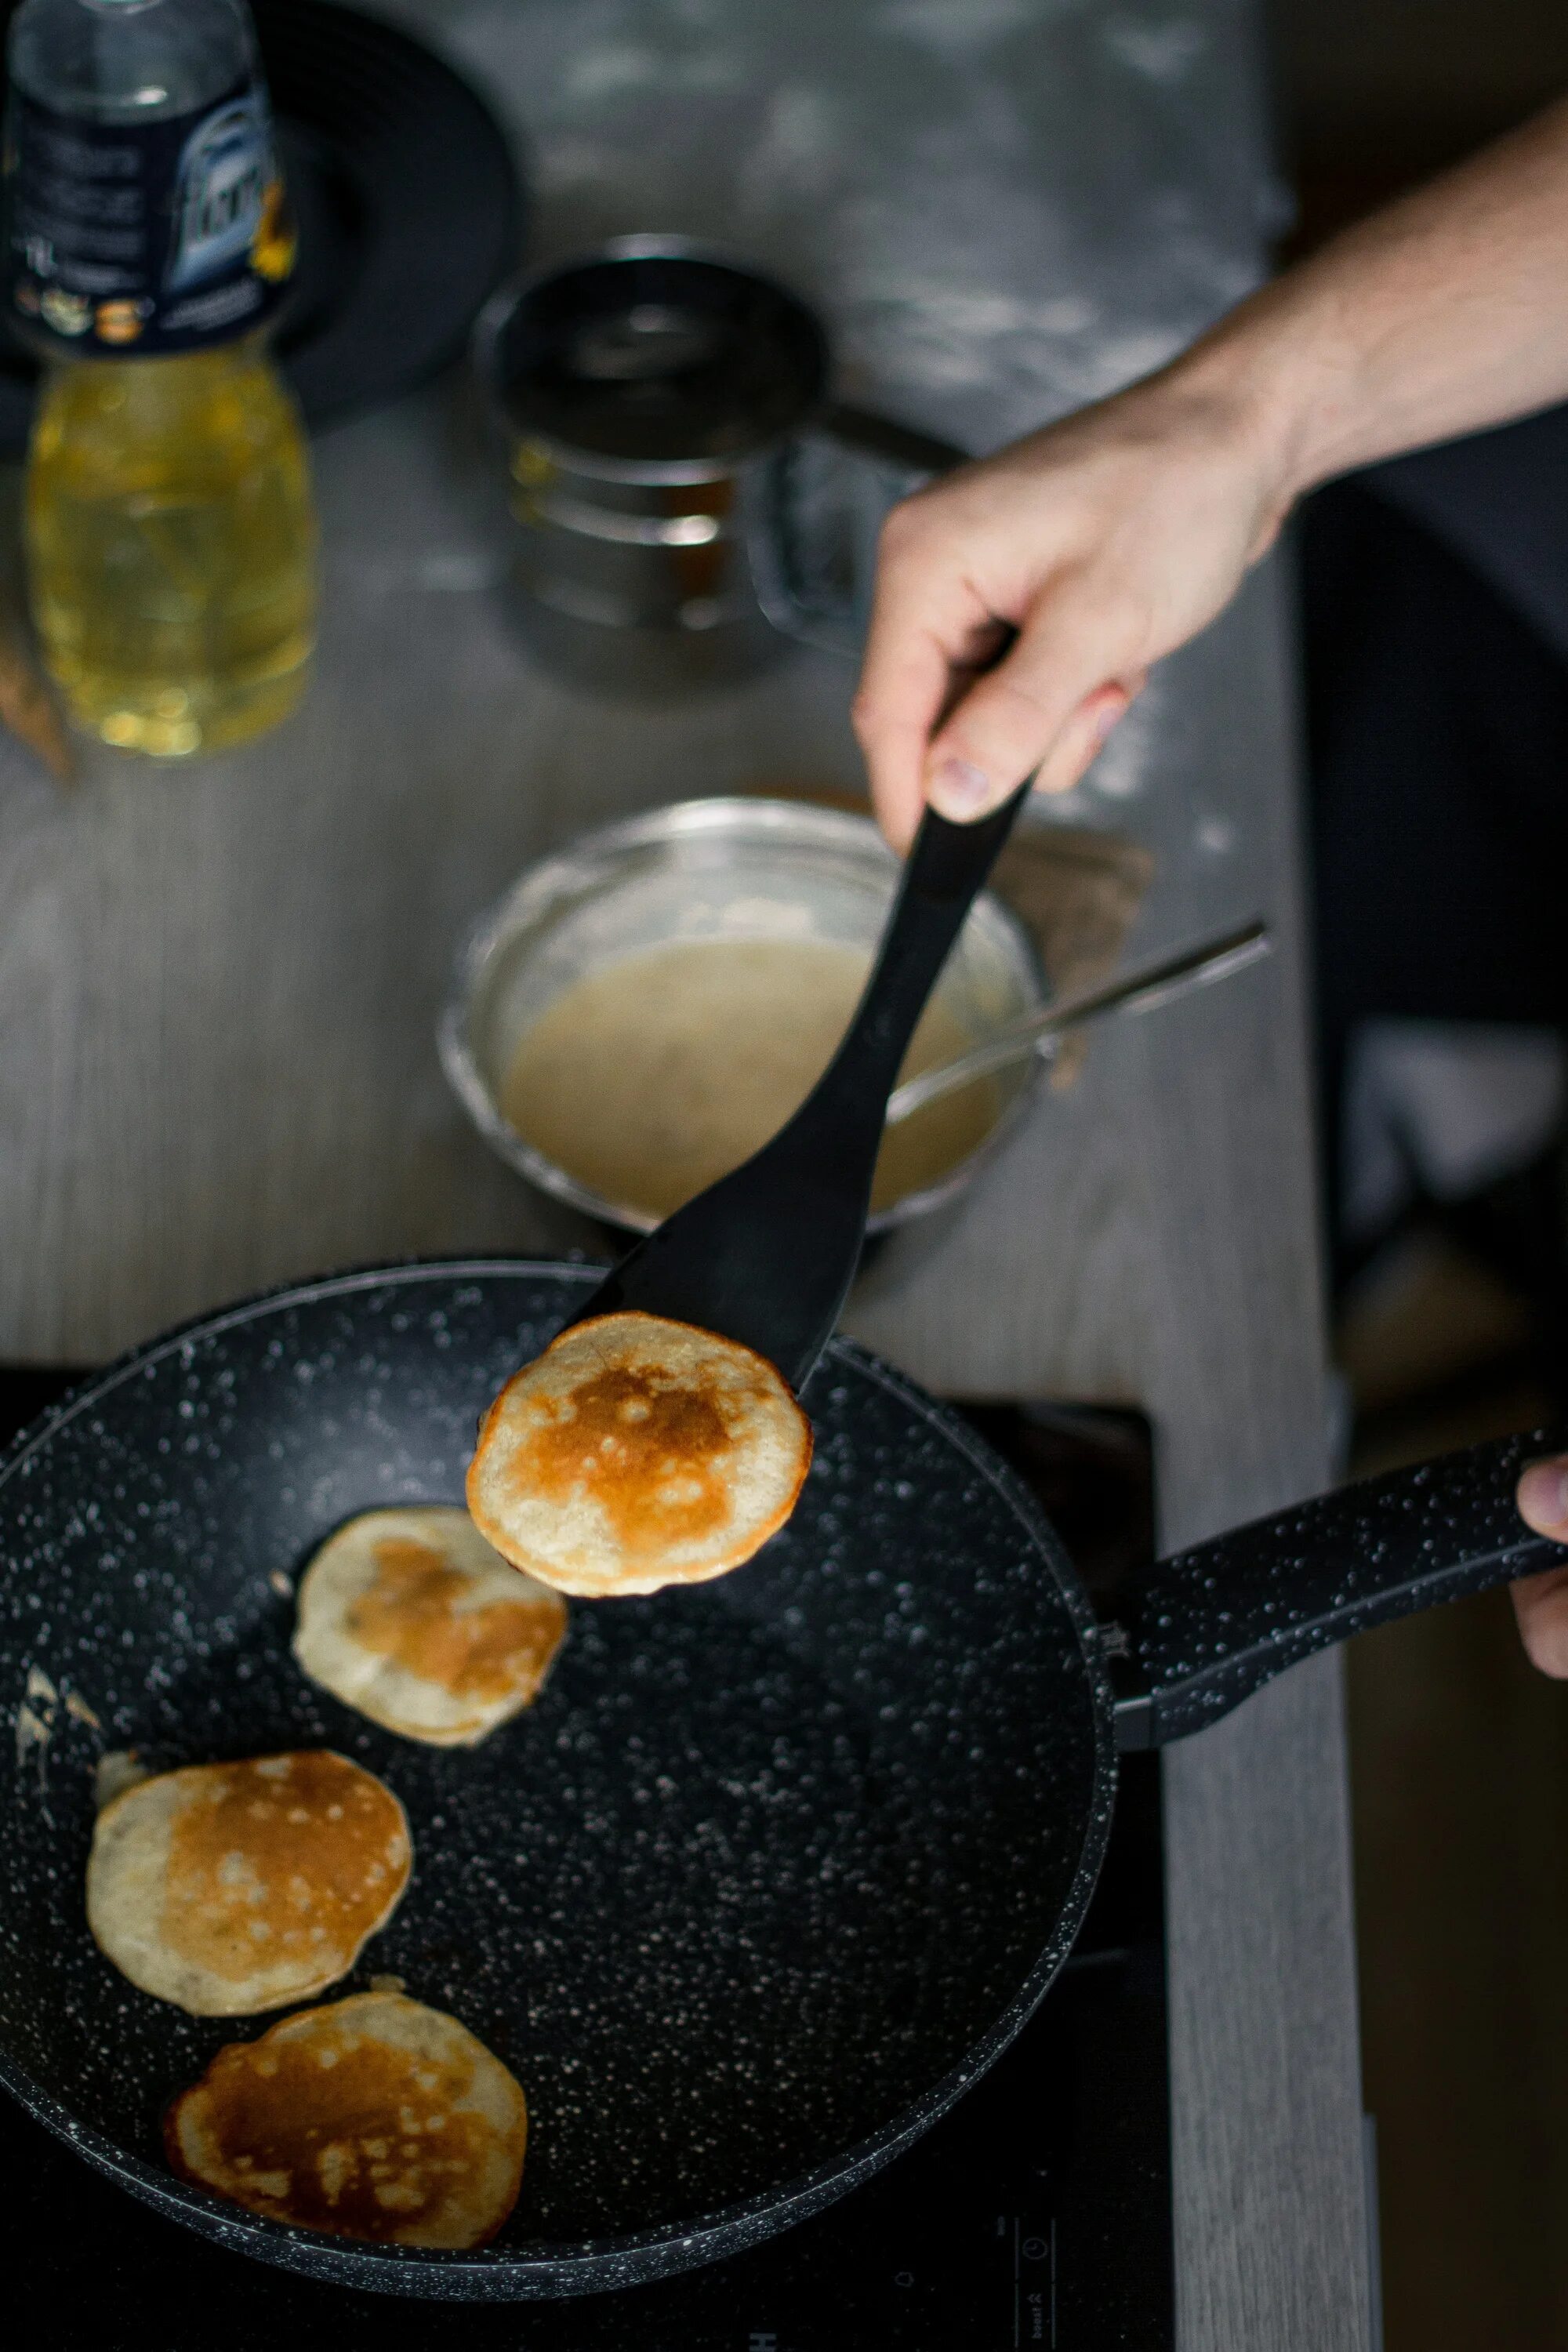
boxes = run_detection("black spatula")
[561,782,1033,1392]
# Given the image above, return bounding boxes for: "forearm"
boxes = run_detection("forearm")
[1184,97,1568,508]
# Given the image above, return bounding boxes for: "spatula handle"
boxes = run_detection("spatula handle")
[816,779,1035,1116]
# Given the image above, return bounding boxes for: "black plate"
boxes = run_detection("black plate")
[0,0,523,450]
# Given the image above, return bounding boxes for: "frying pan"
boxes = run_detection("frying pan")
[0,1258,1560,2301]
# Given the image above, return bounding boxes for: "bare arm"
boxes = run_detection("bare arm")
[854,99,1568,1667]
[853,97,1568,845]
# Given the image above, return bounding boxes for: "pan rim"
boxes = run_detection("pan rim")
[0,1257,1117,2298]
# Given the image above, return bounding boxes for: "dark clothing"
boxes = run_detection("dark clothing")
[1299,419,1568,1316]
[1302,475,1568,1047]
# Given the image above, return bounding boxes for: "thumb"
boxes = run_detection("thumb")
[927,679,1135,821]
[1512,1456,1568,1676]
[923,604,1138,822]
[1517,1455,1568,1540]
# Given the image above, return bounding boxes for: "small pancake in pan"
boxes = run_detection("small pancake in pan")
[292,1506,568,1747]
[466,1310,813,1598]
[165,1990,527,2247]
[86,1751,410,2016]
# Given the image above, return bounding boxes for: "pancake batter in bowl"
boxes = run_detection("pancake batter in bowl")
[499,935,998,1221]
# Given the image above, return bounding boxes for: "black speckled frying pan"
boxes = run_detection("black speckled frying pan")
[0,1260,1560,2302]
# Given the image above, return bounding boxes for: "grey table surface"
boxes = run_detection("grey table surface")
[0,2,1371,2343]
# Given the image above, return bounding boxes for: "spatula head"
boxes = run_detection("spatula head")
[565,1124,872,1396]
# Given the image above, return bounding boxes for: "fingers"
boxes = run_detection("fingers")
[856,576,1145,845]
[856,651,946,855]
[1037,673,1144,795]
[851,370,1286,848]
[1512,1456,1568,1675]
[853,507,999,853]
[921,601,1143,822]
[852,463,1155,841]
[1516,1454,1568,1539]
[1511,1566,1568,1676]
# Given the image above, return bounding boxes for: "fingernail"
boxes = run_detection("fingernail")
[927,756,993,818]
[1092,693,1127,748]
[1519,1459,1568,1531]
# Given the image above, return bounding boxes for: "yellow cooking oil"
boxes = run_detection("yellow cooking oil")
[24,333,317,757]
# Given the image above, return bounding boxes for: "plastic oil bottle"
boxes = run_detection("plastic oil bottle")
[4,0,316,755]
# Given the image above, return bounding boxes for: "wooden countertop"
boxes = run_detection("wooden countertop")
[0,3,1372,2342]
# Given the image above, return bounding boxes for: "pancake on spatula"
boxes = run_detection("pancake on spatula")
[165,1990,527,2248]
[293,1506,568,1746]
[466,1310,812,1598]
[86,1751,410,2016]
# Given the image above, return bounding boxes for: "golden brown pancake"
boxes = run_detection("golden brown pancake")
[466,1311,812,1598]
[165,1991,527,2248]
[86,1751,410,2016]
[292,1507,568,1746]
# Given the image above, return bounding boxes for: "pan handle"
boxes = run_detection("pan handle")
[747,404,966,658]
[1114,1424,1568,1750]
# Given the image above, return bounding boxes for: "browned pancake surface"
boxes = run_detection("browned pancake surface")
[87,1751,410,2014]
[466,1311,813,1597]
[510,1359,737,1566]
[292,1508,568,1745]
[165,1991,527,2247]
[349,1530,561,1699]
[161,1752,406,1984]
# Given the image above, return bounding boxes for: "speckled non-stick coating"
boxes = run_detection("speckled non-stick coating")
[0,1263,1113,2299]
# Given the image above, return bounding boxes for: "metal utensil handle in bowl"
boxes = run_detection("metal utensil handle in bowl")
[1115,1424,1568,1749]
[747,403,968,657]
[885,919,1273,1124]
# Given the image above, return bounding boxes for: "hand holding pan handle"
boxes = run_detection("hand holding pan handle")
[1114,1426,1568,1750]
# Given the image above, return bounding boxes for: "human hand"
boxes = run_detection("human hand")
[851,358,1301,850]
[1512,1458,1568,1675]
[849,95,1568,850]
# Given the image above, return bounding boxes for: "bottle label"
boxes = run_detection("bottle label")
[4,78,295,354]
